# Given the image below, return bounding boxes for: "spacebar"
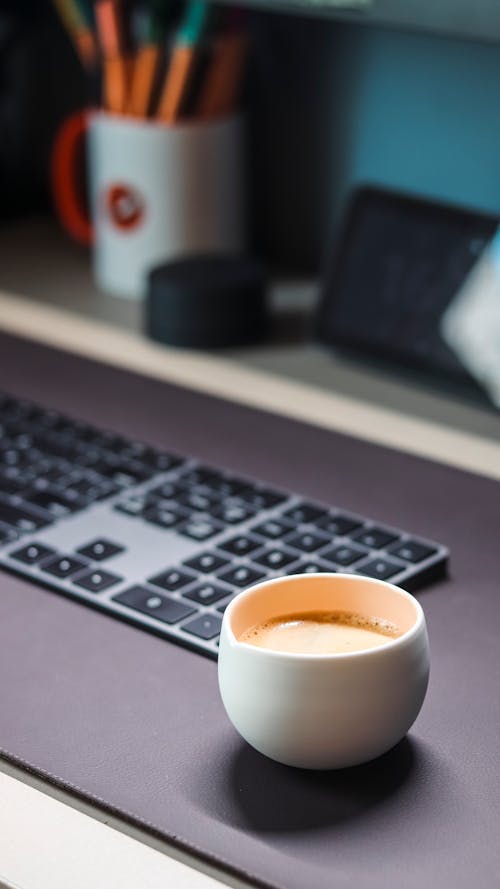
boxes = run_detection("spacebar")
[0,497,53,532]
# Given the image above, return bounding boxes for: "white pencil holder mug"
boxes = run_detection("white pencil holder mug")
[51,110,246,299]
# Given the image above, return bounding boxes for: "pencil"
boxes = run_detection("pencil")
[94,0,129,113]
[127,2,166,117]
[74,0,96,27]
[53,0,98,69]
[156,0,210,123]
[128,45,160,116]
[197,32,249,119]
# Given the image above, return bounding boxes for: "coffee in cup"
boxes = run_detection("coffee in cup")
[239,610,400,654]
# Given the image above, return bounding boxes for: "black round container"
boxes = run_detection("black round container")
[146,255,269,348]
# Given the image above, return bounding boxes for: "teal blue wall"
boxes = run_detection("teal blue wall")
[254,17,500,268]
[330,26,500,221]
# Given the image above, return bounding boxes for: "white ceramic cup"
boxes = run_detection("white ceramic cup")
[87,112,245,299]
[218,573,430,770]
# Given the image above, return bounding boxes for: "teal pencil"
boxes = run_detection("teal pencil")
[156,0,211,122]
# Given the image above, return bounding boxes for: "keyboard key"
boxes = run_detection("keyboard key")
[218,535,261,556]
[61,469,87,486]
[177,517,222,541]
[55,421,93,441]
[10,430,35,448]
[89,480,121,501]
[107,438,149,459]
[0,498,52,532]
[283,503,328,525]
[29,476,53,492]
[71,478,118,501]
[9,542,56,564]
[73,569,123,593]
[211,503,255,525]
[181,614,222,640]
[102,431,131,453]
[41,555,89,578]
[288,561,333,574]
[91,459,153,486]
[178,491,215,512]
[183,582,231,606]
[114,497,146,517]
[218,565,266,588]
[286,531,330,553]
[351,528,399,549]
[139,452,184,473]
[321,544,367,566]
[26,489,83,516]
[76,539,125,561]
[148,481,183,501]
[237,488,287,510]
[148,568,196,592]
[150,496,184,513]
[75,449,101,468]
[113,586,195,624]
[43,465,73,486]
[0,470,36,496]
[356,558,402,580]
[183,552,229,573]
[31,433,79,462]
[207,477,249,498]
[0,448,31,467]
[180,468,246,498]
[254,548,296,570]
[1,463,35,481]
[0,526,18,545]
[250,519,294,540]
[316,514,363,536]
[0,468,35,494]
[178,467,223,488]
[144,505,187,529]
[389,540,437,563]
[0,476,25,496]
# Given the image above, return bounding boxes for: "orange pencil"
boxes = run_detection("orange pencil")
[127,44,161,117]
[95,0,129,113]
[52,0,98,69]
[75,28,99,68]
[127,2,166,118]
[156,46,197,122]
[156,0,210,123]
[197,32,249,119]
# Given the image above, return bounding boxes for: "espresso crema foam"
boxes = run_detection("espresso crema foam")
[239,610,400,654]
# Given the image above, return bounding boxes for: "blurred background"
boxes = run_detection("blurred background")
[4,0,500,267]
[3,0,500,426]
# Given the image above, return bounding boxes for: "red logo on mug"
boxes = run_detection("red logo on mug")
[105,184,145,231]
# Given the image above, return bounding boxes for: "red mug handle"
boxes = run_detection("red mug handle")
[51,110,94,246]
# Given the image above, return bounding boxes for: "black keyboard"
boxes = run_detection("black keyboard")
[0,392,448,658]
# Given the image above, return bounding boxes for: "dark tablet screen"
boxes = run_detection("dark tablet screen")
[316,187,498,390]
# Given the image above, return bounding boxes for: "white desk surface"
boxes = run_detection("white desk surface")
[1,219,500,889]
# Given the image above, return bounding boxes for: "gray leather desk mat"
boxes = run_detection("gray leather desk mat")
[0,331,499,889]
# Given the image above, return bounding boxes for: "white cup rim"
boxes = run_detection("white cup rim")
[222,572,426,661]
[87,109,241,132]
